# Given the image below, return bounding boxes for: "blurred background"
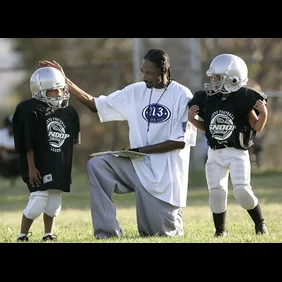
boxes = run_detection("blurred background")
[0,38,281,173]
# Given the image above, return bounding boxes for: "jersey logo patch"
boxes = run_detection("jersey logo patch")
[46,117,70,153]
[142,103,171,123]
[209,111,235,141]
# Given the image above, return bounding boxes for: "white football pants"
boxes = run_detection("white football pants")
[205,147,258,214]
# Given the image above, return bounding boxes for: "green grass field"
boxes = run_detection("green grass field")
[0,167,282,243]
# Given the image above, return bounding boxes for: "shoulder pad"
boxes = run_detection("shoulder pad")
[246,87,268,100]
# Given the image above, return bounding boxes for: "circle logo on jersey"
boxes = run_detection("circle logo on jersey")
[142,103,171,123]
[46,117,70,152]
[209,113,235,141]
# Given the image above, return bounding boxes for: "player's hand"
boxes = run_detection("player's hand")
[254,99,267,115]
[39,60,66,77]
[28,166,42,187]
[188,105,199,122]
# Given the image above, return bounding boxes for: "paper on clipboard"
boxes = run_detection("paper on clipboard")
[89,149,149,159]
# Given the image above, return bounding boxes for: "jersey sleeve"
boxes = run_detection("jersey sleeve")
[94,88,129,122]
[94,83,141,123]
[12,103,37,153]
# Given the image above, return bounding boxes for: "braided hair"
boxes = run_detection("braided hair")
[143,49,173,89]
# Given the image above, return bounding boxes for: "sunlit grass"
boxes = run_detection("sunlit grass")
[1,167,282,243]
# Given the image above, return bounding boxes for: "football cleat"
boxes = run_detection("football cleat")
[42,234,58,241]
[17,232,32,242]
[214,231,227,237]
[255,222,268,235]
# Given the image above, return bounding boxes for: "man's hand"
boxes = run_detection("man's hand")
[39,60,66,77]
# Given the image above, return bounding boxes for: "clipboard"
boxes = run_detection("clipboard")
[89,149,149,159]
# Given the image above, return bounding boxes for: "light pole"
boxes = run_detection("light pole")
[189,38,202,93]
[132,38,141,82]
[189,38,206,171]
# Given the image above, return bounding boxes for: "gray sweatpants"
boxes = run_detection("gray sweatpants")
[86,155,184,239]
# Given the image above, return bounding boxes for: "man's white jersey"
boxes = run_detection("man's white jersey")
[94,81,197,207]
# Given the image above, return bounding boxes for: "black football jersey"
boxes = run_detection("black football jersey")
[188,87,267,150]
[13,98,80,192]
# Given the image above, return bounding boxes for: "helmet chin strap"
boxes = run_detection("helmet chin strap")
[47,98,63,108]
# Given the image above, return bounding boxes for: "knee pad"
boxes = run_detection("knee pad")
[233,185,258,210]
[23,191,48,220]
[209,188,227,214]
[44,190,63,217]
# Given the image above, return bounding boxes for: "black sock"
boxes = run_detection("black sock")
[247,203,264,225]
[213,211,226,233]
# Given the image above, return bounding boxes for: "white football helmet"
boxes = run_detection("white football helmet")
[204,54,248,96]
[30,67,70,109]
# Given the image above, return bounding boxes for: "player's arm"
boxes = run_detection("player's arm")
[38,60,97,113]
[14,107,41,187]
[26,149,41,187]
[248,99,268,132]
[66,79,97,113]
[188,105,205,132]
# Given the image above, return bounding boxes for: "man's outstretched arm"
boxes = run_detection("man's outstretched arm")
[39,60,97,113]
[66,78,97,113]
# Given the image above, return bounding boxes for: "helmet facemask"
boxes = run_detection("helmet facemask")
[204,74,248,96]
[30,67,70,109]
[35,86,70,109]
